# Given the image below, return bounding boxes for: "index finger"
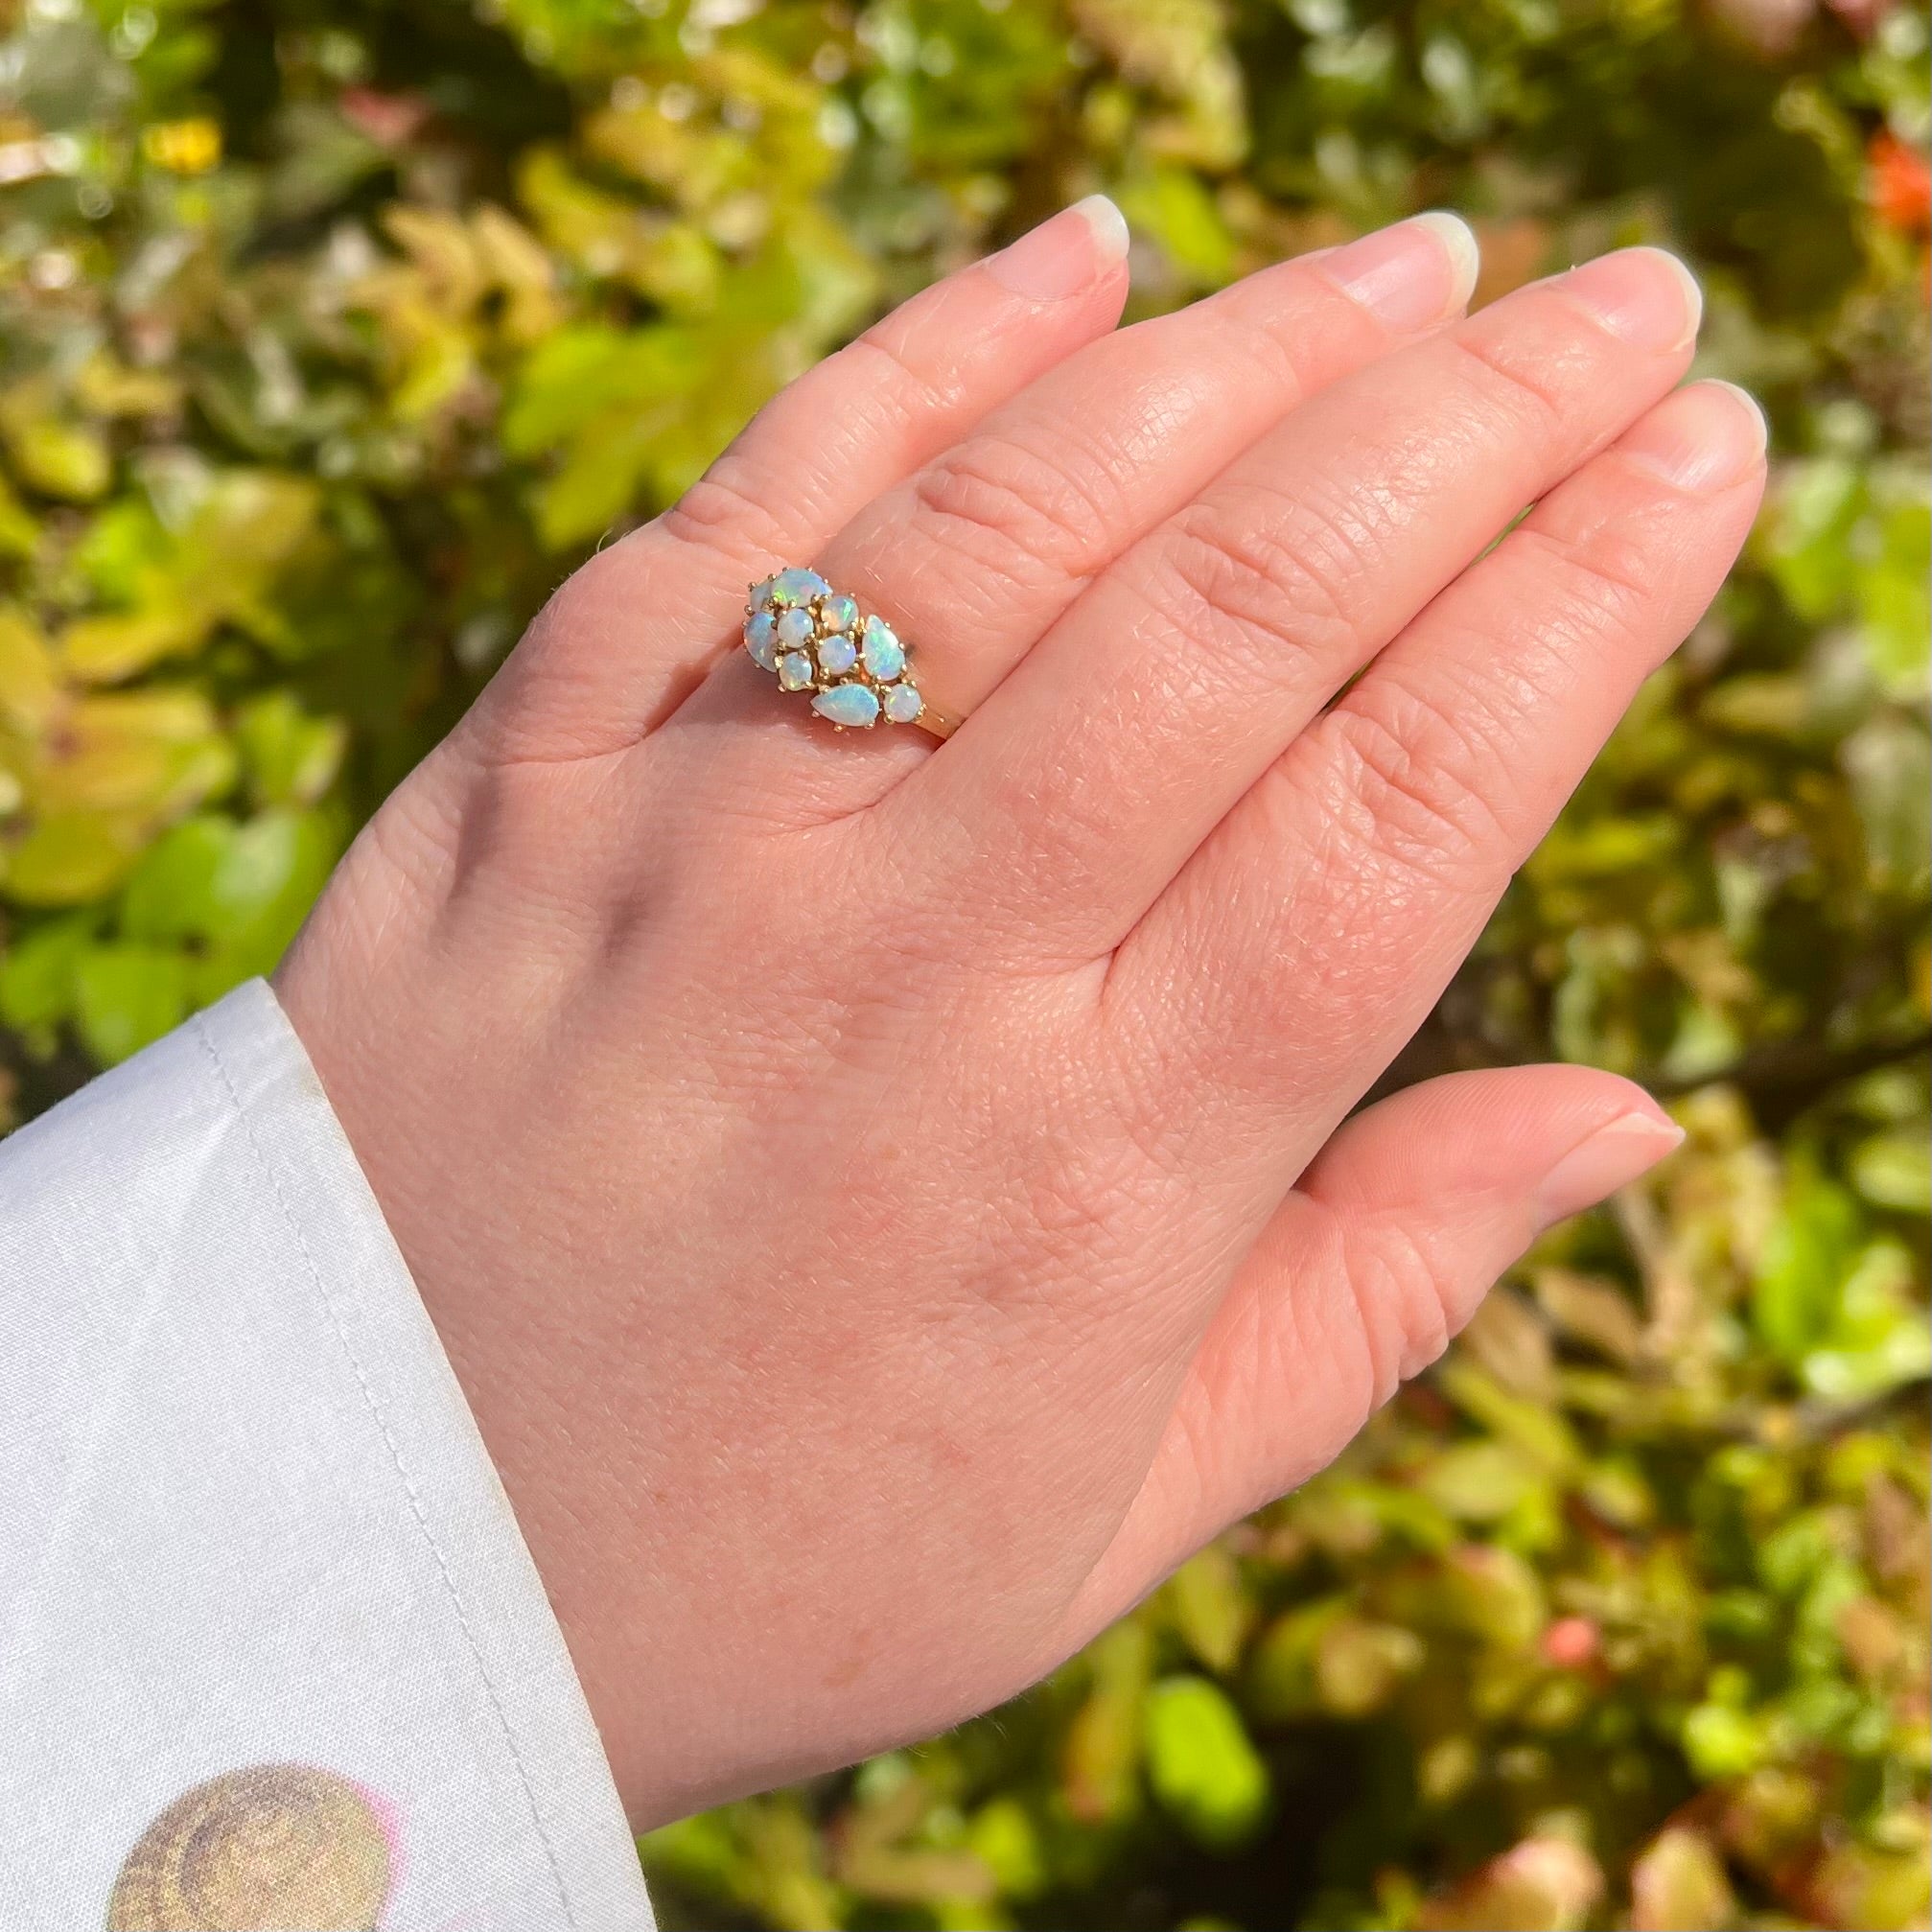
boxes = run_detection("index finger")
[466,198,1133,764]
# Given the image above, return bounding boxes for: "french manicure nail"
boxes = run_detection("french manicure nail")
[1535,1111,1685,1231]
[1556,246,1703,352]
[1620,379,1768,491]
[987,196,1130,301]
[1322,211,1481,331]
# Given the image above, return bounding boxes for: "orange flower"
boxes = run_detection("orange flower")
[1869,131,1931,235]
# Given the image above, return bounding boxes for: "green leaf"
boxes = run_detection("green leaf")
[1801,1238,1932,1403]
[1245,1594,1350,1723]
[1315,1617,1425,1717]
[1142,1676,1269,1848]
[1062,1618,1152,1824]
[0,914,98,1046]
[965,1798,1045,1900]
[61,472,321,681]
[1752,1171,1862,1368]
[1166,1543,1254,1673]
[1418,1441,1543,1523]
[1681,1701,1765,1781]
[1115,165,1236,285]
[120,816,237,942]
[233,693,346,808]
[1862,493,1931,700]
[73,942,190,1063]
[1851,1132,1932,1215]
[5,813,139,904]
[1843,714,1932,895]
[0,473,39,556]
[5,417,112,501]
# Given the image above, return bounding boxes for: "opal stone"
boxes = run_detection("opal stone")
[750,575,778,610]
[861,615,904,681]
[820,593,859,633]
[779,650,814,691]
[776,607,816,647]
[883,683,924,724]
[818,634,858,675]
[812,683,880,728]
[770,567,830,608]
[744,611,779,670]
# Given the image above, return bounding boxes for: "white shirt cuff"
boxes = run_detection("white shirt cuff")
[0,978,655,1932]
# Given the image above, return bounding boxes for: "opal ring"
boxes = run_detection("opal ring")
[742,570,956,738]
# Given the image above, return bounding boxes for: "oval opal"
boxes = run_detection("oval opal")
[771,567,830,607]
[779,651,814,690]
[750,576,778,610]
[776,607,815,647]
[861,615,905,681]
[883,683,924,724]
[811,683,881,728]
[818,634,858,674]
[820,593,859,633]
[744,612,779,670]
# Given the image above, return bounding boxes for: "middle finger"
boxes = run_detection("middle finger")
[901,246,1702,959]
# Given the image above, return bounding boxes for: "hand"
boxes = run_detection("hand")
[274,201,1764,1828]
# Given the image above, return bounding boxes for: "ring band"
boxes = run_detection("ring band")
[743,570,956,738]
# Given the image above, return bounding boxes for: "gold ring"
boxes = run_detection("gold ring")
[743,571,955,739]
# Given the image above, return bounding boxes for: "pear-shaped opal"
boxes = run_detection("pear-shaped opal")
[811,684,881,728]
[770,568,830,607]
[861,615,905,681]
[744,612,779,670]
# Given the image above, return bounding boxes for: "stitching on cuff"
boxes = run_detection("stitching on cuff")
[189,1007,581,1928]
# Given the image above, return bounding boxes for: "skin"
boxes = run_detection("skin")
[275,204,1766,1829]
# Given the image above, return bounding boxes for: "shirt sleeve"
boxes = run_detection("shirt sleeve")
[0,977,656,1932]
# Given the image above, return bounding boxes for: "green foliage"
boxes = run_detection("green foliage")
[1,0,1926,1923]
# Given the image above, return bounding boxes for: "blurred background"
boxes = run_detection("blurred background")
[0,0,1926,1925]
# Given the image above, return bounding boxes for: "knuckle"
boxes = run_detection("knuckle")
[948,1084,1173,1326]
[843,328,956,424]
[1511,517,1661,622]
[907,431,1113,590]
[1447,324,1575,434]
[959,757,1120,935]
[658,463,790,567]
[1145,289,1315,413]
[1155,488,1362,686]
[1222,303,1320,409]
[503,564,618,713]
[1328,680,1511,882]
[1276,824,1417,1012]
[1340,1218,1459,1404]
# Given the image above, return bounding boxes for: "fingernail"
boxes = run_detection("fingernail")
[1322,211,1480,331]
[987,196,1130,300]
[1556,246,1702,352]
[1535,1111,1685,1231]
[1619,379,1768,491]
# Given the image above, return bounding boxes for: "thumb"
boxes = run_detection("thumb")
[1299,1063,1684,1261]
[1070,1066,1682,1630]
